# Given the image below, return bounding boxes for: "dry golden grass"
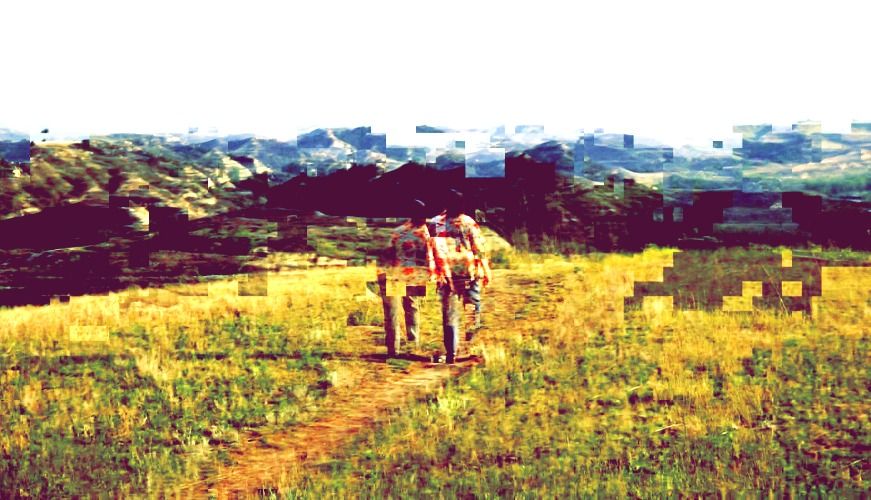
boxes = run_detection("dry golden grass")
[1,247,868,496]
[276,249,869,497]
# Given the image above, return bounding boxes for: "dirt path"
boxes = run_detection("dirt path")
[175,271,564,498]
[181,358,479,498]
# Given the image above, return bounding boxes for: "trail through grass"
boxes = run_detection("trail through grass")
[1,249,868,497]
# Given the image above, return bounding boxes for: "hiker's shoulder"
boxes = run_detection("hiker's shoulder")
[458,214,481,228]
[389,223,410,241]
[393,220,413,232]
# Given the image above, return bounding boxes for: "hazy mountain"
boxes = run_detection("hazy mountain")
[0,137,256,221]
[0,129,29,142]
[519,141,574,173]
[0,139,30,164]
[137,125,871,201]
[228,136,299,173]
[384,146,428,164]
[296,128,348,149]
[333,127,387,151]
[415,125,448,133]
[2,122,868,225]
[434,151,465,170]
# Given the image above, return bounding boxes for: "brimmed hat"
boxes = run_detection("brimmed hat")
[408,198,429,219]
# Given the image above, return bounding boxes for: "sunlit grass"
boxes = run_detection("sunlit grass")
[0,265,396,495]
[277,248,869,497]
[1,247,868,496]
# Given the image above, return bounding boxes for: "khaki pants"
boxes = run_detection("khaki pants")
[379,278,424,357]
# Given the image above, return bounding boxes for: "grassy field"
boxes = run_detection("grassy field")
[0,266,394,496]
[0,248,868,497]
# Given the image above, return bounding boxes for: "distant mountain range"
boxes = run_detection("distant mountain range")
[0,123,868,307]
[1,123,869,224]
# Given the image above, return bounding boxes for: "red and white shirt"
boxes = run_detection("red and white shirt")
[430,212,492,284]
[380,221,436,285]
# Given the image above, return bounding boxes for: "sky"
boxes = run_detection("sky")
[2,0,870,147]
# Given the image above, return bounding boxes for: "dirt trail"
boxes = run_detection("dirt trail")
[183,359,478,497]
[176,271,563,498]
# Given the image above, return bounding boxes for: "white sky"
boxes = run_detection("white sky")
[2,0,870,147]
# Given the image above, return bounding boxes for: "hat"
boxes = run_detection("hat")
[447,188,463,203]
[407,198,429,219]
[445,188,466,215]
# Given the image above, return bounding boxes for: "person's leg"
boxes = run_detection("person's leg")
[402,293,421,346]
[380,278,401,357]
[466,279,482,331]
[440,284,460,363]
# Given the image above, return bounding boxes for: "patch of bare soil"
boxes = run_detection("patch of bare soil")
[176,271,564,498]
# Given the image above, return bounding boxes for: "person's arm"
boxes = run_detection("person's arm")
[424,228,437,282]
[380,229,399,270]
[430,234,452,286]
[468,220,492,286]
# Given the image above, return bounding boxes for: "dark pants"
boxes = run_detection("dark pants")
[464,279,483,324]
[439,278,483,360]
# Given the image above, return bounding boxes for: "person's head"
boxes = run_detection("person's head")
[444,189,465,217]
[407,199,429,226]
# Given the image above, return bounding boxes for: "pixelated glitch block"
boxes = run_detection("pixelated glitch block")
[722,295,753,312]
[175,282,208,296]
[465,148,506,178]
[70,294,120,316]
[642,295,673,317]
[0,163,30,179]
[0,134,31,178]
[269,215,314,252]
[386,282,428,297]
[385,280,405,297]
[815,266,871,322]
[624,250,677,286]
[50,295,71,305]
[69,325,110,343]
[577,131,673,180]
[118,288,179,309]
[364,279,433,299]
[721,280,764,312]
[820,266,871,300]
[239,273,268,296]
[742,281,763,297]
[782,281,803,297]
[208,280,239,297]
[623,250,868,317]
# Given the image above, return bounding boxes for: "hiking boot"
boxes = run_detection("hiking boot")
[466,313,483,341]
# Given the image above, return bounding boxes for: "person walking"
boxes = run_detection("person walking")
[430,190,492,364]
[378,199,436,358]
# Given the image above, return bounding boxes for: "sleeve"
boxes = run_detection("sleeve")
[423,227,436,280]
[430,231,451,282]
[468,220,489,258]
[468,219,492,284]
[383,229,399,268]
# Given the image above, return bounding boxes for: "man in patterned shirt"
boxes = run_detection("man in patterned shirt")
[430,190,492,364]
[378,199,436,358]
